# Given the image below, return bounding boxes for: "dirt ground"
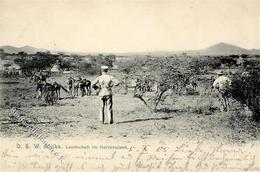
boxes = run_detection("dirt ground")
[0,75,259,144]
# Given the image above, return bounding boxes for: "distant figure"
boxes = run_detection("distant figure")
[33,74,41,84]
[92,66,119,124]
[67,76,74,96]
[212,71,231,111]
[73,76,82,97]
[36,80,44,100]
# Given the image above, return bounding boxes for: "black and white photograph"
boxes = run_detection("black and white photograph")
[0,0,260,171]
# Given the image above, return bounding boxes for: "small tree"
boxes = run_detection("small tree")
[122,57,192,112]
[14,51,59,72]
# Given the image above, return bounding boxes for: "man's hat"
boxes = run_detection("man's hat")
[217,70,224,75]
[101,65,109,70]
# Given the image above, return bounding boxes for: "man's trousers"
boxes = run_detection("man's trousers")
[100,95,113,124]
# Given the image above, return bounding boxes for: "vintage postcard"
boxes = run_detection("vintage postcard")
[0,0,260,171]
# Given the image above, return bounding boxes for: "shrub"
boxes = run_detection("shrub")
[229,68,260,121]
[218,56,237,67]
[189,56,221,74]
[185,87,199,96]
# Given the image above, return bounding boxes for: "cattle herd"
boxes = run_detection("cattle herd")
[33,72,92,105]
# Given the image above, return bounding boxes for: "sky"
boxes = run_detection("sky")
[0,0,259,52]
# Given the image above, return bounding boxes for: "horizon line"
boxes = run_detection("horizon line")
[0,42,260,54]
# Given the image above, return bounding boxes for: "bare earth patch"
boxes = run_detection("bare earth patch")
[0,77,259,144]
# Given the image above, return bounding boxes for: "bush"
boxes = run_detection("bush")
[185,87,199,96]
[229,68,260,121]
[243,58,260,69]
[218,56,237,67]
[189,56,221,74]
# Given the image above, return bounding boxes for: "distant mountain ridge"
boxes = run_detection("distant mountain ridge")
[0,45,47,54]
[196,42,260,55]
[0,43,260,56]
[115,43,260,56]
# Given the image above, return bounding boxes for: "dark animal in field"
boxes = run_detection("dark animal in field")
[85,79,92,96]
[79,79,91,97]
[32,73,47,84]
[191,80,198,90]
[184,77,198,91]
[42,82,58,105]
[36,81,66,104]
[52,81,69,98]
[67,77,74,96]
[36,82,54,103]
[73,77,82,97]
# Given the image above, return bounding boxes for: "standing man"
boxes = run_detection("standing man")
[212,71,231,111]
[92,66,119,124]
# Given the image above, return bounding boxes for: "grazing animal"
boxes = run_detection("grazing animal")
[67,77,74,96]
[191,80,198,90]
[185,77,198,91]
[79,79,85,97]
[33,73,47,84]
[36,81,64,104]
[73,77,82,97]
[36,81,54,102]
[79,79,91,97]
[52,81,69,99]
[42,82,58,105]
[85,79,92,96]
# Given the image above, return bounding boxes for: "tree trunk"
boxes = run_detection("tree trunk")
[154,90,167,112]
[134,94,153,112]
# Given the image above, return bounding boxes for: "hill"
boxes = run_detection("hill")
[197,42,250,55]
[115,43,260,57]
[0,45,47,54]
